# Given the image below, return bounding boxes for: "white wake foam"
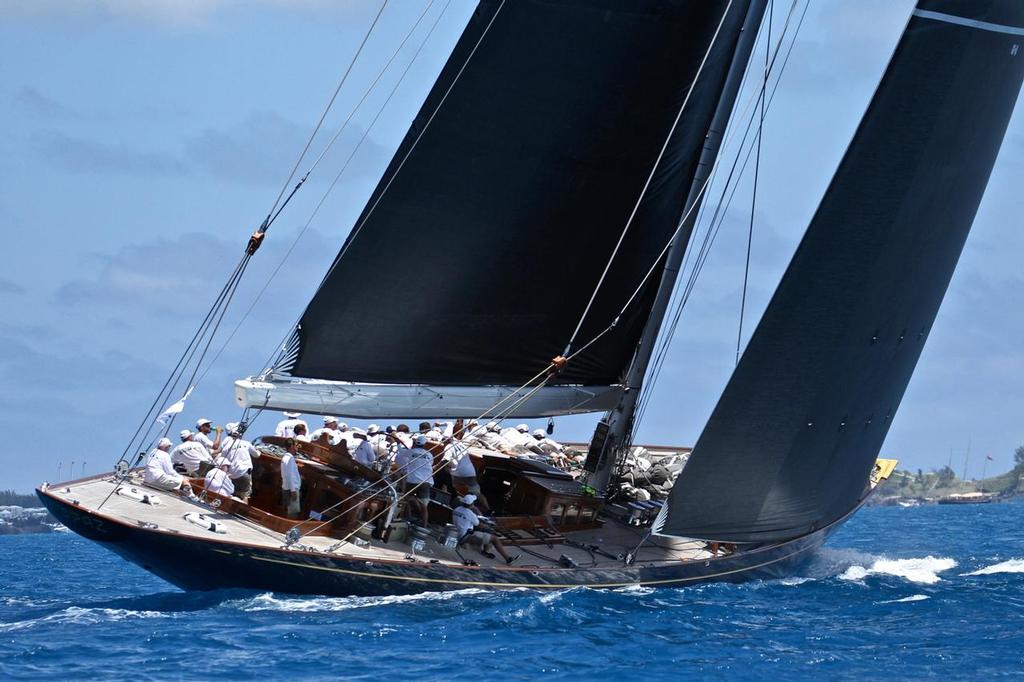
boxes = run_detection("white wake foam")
[233,588,488,613]
[878,594,930,604]
[839,556,957,585]
[963,558,1024,576]
[0,606,169,633]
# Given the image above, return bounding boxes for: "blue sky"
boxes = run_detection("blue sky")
[1,0,1022,492]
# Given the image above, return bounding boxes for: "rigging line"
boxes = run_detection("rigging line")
[106,6,400,475]
[563,0,735,355]
[592,0,798,344]
[197,1,453,386]
[134,251,253,464]
[107,254,249,471]
[263,0,389,223]
[736,0,772,366]
[282,0,507,349]
[632,0,808,434]
[98,256,253,510]
[634,8,801,431]
[258,0,439,238]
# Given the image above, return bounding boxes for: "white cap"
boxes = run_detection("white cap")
[367,424,380,434]
[283,412,300,418]
[323,416,338,425]
[516,424,529,433]
[225,422,240,435]
[179,429,193,440]
[414,435,427,446]
[195,418,212,428]
[533,428,546,438]
[486,421,499,432]
[462,494,477,505]
[338,422,349,430]
[157,437,172,449]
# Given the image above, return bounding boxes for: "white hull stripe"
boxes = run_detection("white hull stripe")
[913,9,1024,37]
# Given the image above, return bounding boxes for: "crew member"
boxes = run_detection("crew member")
[446,438,487,511]
[171,429,215,477]
[221,422,260,503]
[280,438,302,519]
[275,412,307,438]
[193,418,222,454]
[350,432,377,468]
[310,416,342,445]
[477,422,514,452]
[367,424,389,459]
[203,460,235,497]
[453,495,518,564]
[396,435,433,526]
[145,438,193,495]
[501,423,531,448]
[531,428,564,454]
[293,422,311,443]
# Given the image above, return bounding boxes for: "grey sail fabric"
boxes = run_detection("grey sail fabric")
[658,0,1024,543]
[287,0,758,387]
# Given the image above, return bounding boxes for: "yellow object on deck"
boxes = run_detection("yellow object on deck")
[872,458,899,485]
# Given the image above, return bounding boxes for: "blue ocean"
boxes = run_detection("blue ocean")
[2,502,1022,680]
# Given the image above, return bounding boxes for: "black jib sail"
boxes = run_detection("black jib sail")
[286,0,758,387]
[657,0,1024,543]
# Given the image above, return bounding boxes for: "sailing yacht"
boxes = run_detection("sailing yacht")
[38,0,1024,595]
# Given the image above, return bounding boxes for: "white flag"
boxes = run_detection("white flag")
[156,386,194,425]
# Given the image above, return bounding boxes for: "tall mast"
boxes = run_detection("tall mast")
[588,0,768,494]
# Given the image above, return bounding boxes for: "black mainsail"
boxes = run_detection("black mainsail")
[284,0,761,388]
[657,0,1024,543]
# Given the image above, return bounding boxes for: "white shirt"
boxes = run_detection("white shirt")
[170,440,212,473]
[351,439,376,468]
[478,430,513,451]
[398,447,434,485]
[445,441,477,478]
[275,418,307,438]
[368,433,389,458]
[295,434,311,443]
[203,467,234,496]
[145,447,182,487]
[280,452,301,491]
[532,436,564,453]
[194,430,219,453]
[221,436,259,479]
[310,427,341,445]
[452,505,479,537]
[502,427,531,447]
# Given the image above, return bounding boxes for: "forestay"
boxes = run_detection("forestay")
[282,0,760,389]
[658,0,1024,543]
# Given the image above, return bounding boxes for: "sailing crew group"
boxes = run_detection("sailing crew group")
[142,411,568,563]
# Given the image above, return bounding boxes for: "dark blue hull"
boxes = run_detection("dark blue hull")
[37,487,849,597]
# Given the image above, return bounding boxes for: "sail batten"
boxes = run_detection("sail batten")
[658,0,1024,543]
[288,0,761,388]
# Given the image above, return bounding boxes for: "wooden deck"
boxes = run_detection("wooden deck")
[47,473,714,572]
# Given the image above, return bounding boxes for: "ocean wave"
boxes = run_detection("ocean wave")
[839,556,957,585]
[230,588,489,613]
[0,606,170,633]
[963,558,1024,576]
